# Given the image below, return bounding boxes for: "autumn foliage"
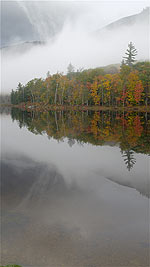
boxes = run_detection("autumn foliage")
[11,62,150,107]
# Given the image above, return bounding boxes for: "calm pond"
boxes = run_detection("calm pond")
[1,109,150,267]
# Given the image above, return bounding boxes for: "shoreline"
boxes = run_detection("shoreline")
[1,103,150,112]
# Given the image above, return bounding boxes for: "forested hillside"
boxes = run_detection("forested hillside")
[10,61,150,108]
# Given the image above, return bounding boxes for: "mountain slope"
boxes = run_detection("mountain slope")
[95,7,149,35]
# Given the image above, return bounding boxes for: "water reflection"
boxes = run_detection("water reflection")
[1,109,150,266]
[11,109,150,170]
[1,154,149,266]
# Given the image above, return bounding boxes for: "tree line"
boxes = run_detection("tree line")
[11,43,150,107]
[11,108,150,170]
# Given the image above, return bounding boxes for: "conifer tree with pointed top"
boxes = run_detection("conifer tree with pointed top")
[123,42,137,67]
[122,149,136,171]
[67,63,75,74]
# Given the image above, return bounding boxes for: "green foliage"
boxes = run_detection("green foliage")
[120,65,131,80]
[123,42,137,67]
[11,109,150,169]
[10,44,149,108]
[133,61,150,106]
[122,149,136,171]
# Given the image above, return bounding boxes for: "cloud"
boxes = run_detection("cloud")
[1,1,149,92]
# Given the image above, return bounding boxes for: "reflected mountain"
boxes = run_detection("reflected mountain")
[105,175,149,199]
[1,150,149,209]
[1,155,72,211]
[1,140,149,267]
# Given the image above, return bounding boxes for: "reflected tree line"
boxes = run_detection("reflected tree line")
[11,108,150,171]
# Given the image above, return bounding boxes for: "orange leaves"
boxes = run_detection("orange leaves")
[89,73,126,106]
[134,81,144,103]
[12,63,147,107]
[126,71,144,104]
[133,115,143,136]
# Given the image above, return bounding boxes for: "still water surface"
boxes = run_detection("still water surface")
[1,109,150,267]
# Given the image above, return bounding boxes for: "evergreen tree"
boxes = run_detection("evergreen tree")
[122,149,136,171]
[46,71,51,78]
[67,63,75,79]
[67,63,75,74]
[121,59,125,67]
[123,42,137,67]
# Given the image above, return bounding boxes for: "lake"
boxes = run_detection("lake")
[1,109,150,267]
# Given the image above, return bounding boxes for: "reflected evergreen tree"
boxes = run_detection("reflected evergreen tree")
[122,149,136,171]
[10,109,150,156]
[121,59,125,67]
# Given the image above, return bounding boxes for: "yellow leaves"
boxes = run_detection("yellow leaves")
[103,80,110,89]
[126,71,144,104]
[91,80,100,105]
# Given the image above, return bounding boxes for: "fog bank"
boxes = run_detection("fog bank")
[1,2,149,92]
